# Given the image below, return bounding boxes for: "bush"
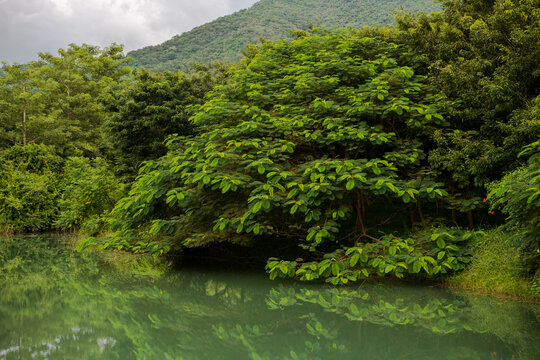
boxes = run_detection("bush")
[55,157,124,235]
[0,144,63,232]
[487,140,540,274]
[446,228,536,299]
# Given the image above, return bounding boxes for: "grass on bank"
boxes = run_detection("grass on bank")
[446,228,539,301]
[66,232,170,278]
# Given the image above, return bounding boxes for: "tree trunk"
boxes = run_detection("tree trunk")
[354,191,367,244]
[417,201,426,228]
[409,204,416,229]
[22,86,27,146]
[450,186,457,224]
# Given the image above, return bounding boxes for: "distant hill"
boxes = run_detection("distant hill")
[128,0,441,72]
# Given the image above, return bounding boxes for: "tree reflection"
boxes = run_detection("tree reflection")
[1,237,539,359]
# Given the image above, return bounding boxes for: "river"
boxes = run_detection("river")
[0,236,539,359]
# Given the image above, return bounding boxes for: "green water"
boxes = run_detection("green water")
[1,237,539,360]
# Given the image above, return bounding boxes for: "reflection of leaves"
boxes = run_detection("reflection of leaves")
[2,237,539,360]
[266,285,477,335]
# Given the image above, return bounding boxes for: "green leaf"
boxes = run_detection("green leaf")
[331,263,340,276]
[436,238,446,249]
[350,253,360,267]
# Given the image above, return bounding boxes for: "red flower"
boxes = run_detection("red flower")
[483,198,487,203]
[491,211,495,215]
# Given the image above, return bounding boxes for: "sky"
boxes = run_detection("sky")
[0,0,259,64]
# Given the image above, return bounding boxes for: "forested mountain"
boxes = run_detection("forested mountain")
[128,0,441,71]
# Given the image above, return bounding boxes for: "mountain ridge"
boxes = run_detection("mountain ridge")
[127,0,441,72]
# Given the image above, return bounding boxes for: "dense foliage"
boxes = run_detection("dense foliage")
[101,31,477,283]
[104,63,229,178]
[0,44,130,156]
[0,145,63,233]
[0,45,130,233]
[55,157,124,235]
[488,139,540,272]
[0,46,227,233]
[128,0,440,72]
[392,0,540,219]
[390,0,540,275]
[0,0,538,290]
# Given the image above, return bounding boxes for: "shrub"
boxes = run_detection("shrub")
[55,157,124,235]
[0,144,63,232]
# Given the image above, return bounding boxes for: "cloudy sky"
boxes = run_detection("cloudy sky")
[0,0,259,63]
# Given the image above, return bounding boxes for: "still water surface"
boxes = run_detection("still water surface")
[1,236,539,359]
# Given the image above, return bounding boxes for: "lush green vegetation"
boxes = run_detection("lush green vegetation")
[446,228,536,298]
[104,63,230,178]
[0,0,539,297]
[0,45,227,233]
[128,0,441,72]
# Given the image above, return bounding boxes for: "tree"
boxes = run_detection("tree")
[37,43,130,156]
[393,0,540,223]
[0,144,64,232]
[55,157,125,235]
[104,62,229,178]
[101,30,472,281]
[0,62,46,147]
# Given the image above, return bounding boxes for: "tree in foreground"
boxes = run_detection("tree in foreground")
[97,30,473,283]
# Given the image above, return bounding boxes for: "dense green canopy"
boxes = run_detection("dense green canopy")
[100,31,476,283]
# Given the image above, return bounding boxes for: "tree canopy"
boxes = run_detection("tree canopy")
[104,63,230,178]
[100,30,476,283]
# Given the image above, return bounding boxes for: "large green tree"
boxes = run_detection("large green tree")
[37,43,130,156]
[101,30,473,282]
[0,62,47,148]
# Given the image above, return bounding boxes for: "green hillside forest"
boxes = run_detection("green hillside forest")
[128,0,441,71]
[1,0,539,300]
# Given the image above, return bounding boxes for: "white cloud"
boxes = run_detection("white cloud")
[49,0,72,15]
[0,0,258,63]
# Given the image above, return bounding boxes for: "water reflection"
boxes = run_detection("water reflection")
[1,237,539,359]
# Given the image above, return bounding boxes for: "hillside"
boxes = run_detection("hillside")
[127,0,441,71]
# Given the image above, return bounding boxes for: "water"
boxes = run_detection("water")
[1,237,539,360]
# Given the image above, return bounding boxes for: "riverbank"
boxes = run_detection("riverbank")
[444,229,539,302]
[4,229,539,302]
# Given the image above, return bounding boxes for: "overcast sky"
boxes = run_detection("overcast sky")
[0,0,259,64]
